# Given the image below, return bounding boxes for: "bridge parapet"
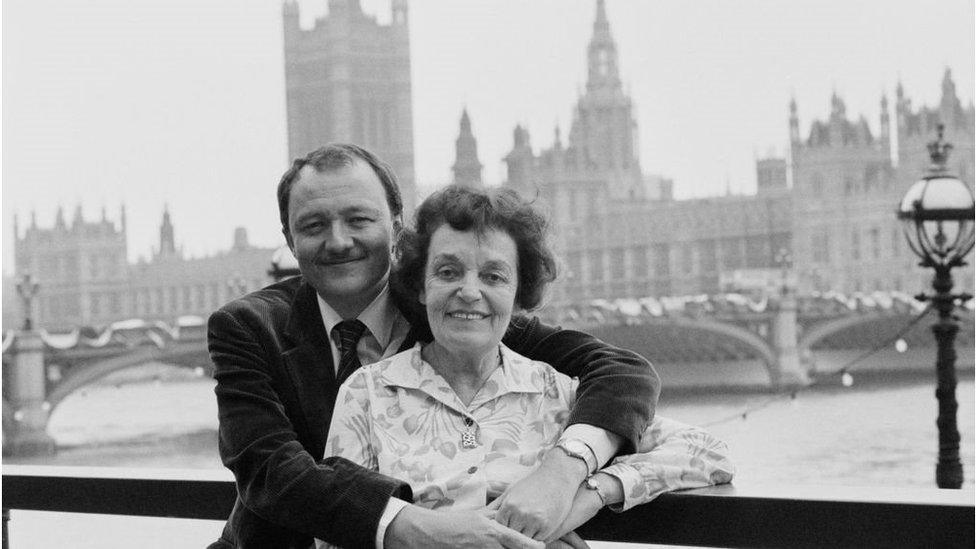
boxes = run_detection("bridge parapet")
[542,290,937,328]
[2,316,207,359]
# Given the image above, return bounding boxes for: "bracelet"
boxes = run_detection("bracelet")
[583,475,609,507]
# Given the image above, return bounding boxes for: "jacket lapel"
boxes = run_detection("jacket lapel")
[282,282,337,457]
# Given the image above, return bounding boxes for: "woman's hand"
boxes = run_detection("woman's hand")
[545,473,622,544]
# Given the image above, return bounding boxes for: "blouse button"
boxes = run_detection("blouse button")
[467,466,478,474]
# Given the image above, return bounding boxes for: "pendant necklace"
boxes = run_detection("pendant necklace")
[458,349,502,449]
[460,417,478,449]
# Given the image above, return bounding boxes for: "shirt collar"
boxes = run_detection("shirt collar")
[316,284,397,348]
[379,343,544,396]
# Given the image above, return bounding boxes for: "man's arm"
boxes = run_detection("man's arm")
[502,315,660,453]
[210,307,409,548]
[494,315,659,539]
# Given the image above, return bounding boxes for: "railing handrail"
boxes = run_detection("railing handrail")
[2,466,974,548]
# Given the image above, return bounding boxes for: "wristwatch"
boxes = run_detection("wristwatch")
[583,475,609,507]
[554,438,597,475]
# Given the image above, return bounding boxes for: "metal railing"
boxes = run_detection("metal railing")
[2,465,974,548]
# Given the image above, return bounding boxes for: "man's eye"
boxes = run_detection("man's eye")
[301,221,323,232]
[348,216,373,226]
[435,267,459,280]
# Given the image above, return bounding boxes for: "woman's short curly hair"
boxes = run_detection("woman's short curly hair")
[395,185,557,314]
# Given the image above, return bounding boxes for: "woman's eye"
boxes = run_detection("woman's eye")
[482,272,508,284]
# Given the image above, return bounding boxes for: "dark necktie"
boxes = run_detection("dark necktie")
[333,319,368,385]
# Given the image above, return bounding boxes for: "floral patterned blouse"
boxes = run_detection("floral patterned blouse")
[325,343,734,514]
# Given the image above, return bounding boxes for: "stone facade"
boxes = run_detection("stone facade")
[282,0,417,212]
[454,0,976,307]
[791,68,975,295]
[10,207,276,331]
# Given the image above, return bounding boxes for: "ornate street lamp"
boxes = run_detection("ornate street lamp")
[16,273,41,330]
[896,123,975,489]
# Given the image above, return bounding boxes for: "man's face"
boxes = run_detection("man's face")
[286,160,397,315]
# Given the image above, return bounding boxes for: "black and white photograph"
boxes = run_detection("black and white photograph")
[3,1,974,547]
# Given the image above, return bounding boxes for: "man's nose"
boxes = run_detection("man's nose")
[323,221,353,251]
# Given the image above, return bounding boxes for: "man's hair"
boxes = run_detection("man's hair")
[277,143,403,235]
[395,185,557,316]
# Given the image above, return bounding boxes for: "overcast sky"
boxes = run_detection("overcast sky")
[3,0,974,271]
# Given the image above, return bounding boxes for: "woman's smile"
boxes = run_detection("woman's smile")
[420,225,519,362]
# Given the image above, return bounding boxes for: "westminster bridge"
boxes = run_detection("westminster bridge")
[2,290,973,455]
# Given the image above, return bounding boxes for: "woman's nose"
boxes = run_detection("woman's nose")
[457,275,482,302]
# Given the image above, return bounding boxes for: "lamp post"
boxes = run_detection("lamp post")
[16,273,40,330]
[896,123,975,489]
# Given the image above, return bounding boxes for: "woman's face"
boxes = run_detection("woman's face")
[420,225,518,359]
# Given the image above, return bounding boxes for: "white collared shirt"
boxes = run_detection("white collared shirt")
[316,284,410,373]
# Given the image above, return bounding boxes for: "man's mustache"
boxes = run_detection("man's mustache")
[314,252,366,265]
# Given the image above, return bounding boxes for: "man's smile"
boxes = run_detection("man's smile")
[316,256,366,266]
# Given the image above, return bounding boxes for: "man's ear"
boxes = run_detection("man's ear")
[392,216,404,237]
[418,288,426,305]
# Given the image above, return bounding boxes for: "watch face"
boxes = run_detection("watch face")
[560,439,587,456]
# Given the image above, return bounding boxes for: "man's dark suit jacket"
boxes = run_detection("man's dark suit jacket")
[208,276,659,549]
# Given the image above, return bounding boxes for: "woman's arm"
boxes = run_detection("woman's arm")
[544,417,735,543]
[599,416,734,511]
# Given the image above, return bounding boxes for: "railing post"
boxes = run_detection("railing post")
[3,507,10,549]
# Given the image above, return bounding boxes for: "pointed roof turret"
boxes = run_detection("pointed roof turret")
[452,108,483,188]
[586,0,621,92]
[941,67,956,100]
[55,205,66,229]
[158,204,176,258]
[830,91,846,119]
[72,203,84,228]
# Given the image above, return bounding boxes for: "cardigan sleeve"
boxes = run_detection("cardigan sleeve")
[501,315,660,454]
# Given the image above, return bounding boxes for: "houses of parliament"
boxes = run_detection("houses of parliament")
[5,0,974,330]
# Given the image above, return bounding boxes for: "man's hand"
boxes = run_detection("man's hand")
[491,449,590,540]
[385,504,544,549]
[546,531,590,549]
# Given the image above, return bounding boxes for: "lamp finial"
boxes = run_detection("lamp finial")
[927,123,953,171]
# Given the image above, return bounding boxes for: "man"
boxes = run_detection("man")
[208,143,660,549]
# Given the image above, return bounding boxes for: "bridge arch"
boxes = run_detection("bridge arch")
[798,311,930,353]
[587,316,779,383]
[45,346,209,414]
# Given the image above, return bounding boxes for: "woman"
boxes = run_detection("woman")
[322,186,733,547]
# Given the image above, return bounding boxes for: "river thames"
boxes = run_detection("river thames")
[5,365,974,548]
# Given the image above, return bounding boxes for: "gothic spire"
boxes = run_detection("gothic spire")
[452,108,483,188]
[159,204,176,258]
[586,0,621,92]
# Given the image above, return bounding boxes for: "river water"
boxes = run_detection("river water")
[5,366,975,548]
